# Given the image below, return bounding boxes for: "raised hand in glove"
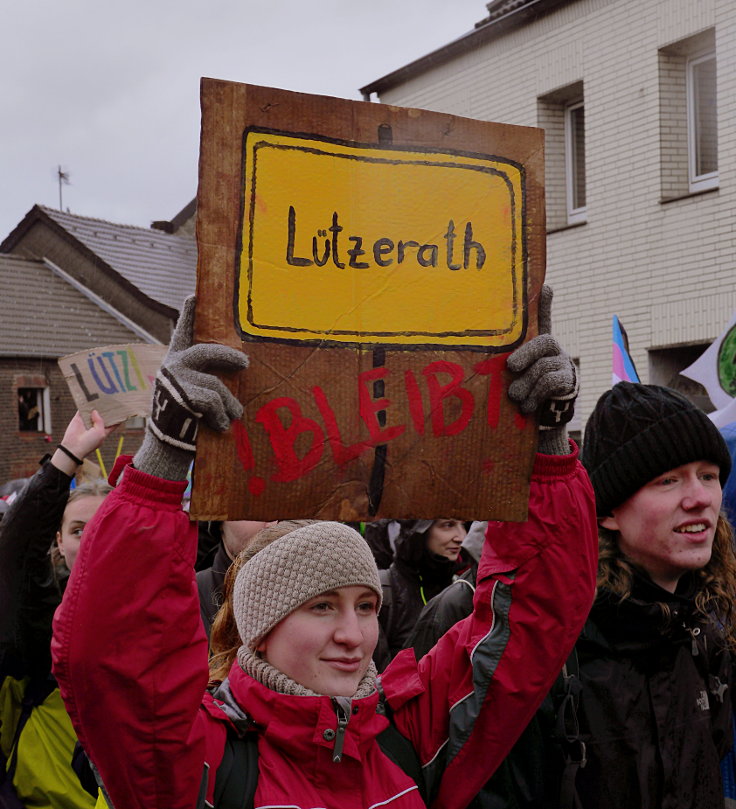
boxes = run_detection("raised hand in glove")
[134,296,249,480]
[507,285,578,455]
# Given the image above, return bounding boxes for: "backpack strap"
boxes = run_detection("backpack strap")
[213,732,258,809]
[376,680,430,806]
[209,678,259,809]
[554,648,585,809]
[376,724,428,806]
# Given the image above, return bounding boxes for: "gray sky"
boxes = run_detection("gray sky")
[2,0,487,240]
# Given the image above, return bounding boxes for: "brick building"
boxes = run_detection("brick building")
[361,0,735,427]
[0,204,196,481]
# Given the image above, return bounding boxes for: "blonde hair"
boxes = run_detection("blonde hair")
[53,478,113,575]
[597,513,736,648]
[66,478,113,506]
[208,519,319,686]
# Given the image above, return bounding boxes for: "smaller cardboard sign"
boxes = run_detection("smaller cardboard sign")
[58,344,166,427]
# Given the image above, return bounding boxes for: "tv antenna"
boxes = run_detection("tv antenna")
[57,165,70,210]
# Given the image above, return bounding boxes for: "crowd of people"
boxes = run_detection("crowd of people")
[1,287,735,809]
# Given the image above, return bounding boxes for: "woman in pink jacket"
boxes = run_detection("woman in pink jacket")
[52,293,597,809]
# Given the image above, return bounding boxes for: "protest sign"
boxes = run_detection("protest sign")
[58,344,166,427]
[191,79,546,521]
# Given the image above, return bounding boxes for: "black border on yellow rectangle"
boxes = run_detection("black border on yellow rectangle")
[233,126,528,353]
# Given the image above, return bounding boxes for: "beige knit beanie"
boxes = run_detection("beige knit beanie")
[233,521,382,650]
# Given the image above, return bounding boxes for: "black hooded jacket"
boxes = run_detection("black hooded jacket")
[0,457,69,681]
[571,571,732,809]
[403,565,733,809]
[374,521,456,670]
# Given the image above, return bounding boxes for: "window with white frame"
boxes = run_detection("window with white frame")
[565,100,586,223]
[538,81,586,231]
[18,387,51,433]
[659,30,716,200]
[687,51,717,192]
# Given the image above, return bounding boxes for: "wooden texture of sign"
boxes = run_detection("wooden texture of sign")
[191,79,546,522]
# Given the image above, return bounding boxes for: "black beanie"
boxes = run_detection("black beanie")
[582,382,731,516]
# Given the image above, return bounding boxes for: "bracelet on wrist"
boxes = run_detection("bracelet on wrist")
[57,444,83,466]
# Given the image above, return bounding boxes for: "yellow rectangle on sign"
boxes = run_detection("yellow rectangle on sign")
[237,129,526,350]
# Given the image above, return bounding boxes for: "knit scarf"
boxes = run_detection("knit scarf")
[237,646,378,699]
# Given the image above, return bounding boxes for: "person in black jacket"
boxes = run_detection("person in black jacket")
[405,521,485,660]
[0,410,112,808]
[574,382,736,809]
[373,518,467,670]
[405,382,736,809]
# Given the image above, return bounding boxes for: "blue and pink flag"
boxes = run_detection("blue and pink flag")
[612,315,640,386]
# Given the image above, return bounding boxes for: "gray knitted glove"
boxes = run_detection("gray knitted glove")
[507,286,578,455]
[134,296,249,480]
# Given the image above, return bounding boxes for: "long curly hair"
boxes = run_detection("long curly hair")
[208,519,319,686]
[597,513,736,648]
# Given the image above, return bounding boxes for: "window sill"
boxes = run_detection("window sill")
[660,186,719,205]
[547,220,588,235]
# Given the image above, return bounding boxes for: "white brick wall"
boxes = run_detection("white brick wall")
[375,0,736,428]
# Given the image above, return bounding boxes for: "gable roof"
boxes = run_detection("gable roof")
[1,206,196,312]
[0,254,148,357]
[360,0,575,97]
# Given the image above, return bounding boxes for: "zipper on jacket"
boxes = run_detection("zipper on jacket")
[330,697,352,763]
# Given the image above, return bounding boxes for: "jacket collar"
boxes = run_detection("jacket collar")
[225,662,388,764]
[586,571,700,653]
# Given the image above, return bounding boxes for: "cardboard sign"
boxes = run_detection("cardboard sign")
[191,80,546,522]
[58,344,166,427]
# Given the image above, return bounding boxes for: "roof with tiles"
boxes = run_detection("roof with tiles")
[0,254,144,357]
[41,206,197,311]
[481,0,534,24]
[2,206,197,312]
[360,0,571,96]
